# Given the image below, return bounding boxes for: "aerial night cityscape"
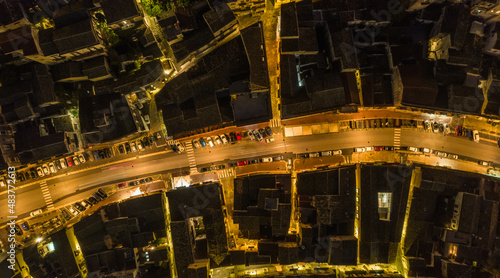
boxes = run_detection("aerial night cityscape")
[0,0,500,277]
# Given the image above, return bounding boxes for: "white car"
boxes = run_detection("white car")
[48,163,57,173]
[247,131,255,140]
[422,148,432,154]
[262,157,273,163]
[67,206,79,216]
[354,147,366,152]
[321,151,332,157]
[473,130,479,142]
[73,156,81,166]
[449,154,459,159]
[130,142,137,152]
[36,167,45,177]
[30,209,43,217]
[78,154,86,163]
[192,139,201,149]
[408,147,419,152]
[59,158,68,169]
[213,136,222,145]
[365,147,374,151]
[436,152,447,158]
[176,142,185,152]
[206,137,214,147]
[332,150,342,155]
[220,134,229,144]
[309,152,320,158]
[265,137,275,143]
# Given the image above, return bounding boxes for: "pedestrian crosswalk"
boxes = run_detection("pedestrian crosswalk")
[185,141,198,175]
[218,168,235,179]
[394,128,401,150]
[270,118,281,128]
[40,181,54,210]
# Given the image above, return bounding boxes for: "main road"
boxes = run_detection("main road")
[1,128,499,227]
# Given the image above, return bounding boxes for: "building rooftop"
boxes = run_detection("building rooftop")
[100,0,141,26]
[52,18,100,55]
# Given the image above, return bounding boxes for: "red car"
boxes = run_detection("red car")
[455,126,462,136]
[235,132,242,140]
[374,146,385,151]
[118,183,128,188]
[66,157,75,166]
[237,160,248,166]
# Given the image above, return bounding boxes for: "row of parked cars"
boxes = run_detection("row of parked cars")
[297,150,342,158]
[193,132,241,149]
[118,134,160,155]
[407,147,459,159]
[16,153,88,182]
[61,188,108,221]
[118,177,154,188]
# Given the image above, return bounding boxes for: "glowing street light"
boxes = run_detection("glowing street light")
[36,237,42,243]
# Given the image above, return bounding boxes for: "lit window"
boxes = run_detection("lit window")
[378,192,392,221]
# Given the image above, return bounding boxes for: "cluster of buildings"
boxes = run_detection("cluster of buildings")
[1,164,499,277]
[277,0,500,119]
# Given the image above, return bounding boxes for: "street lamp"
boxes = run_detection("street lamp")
[36,237,42,243]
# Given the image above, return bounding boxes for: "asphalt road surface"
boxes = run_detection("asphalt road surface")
[1,128,499,227]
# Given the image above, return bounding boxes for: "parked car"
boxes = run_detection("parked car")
[374,146,385,151]
[92,192,104,201]
[42,164,50,175]
[137,141,144,150]
[105,148,112,158]
[332,150,342,155]
[73,202,85,212]
[237,160,248,166]
[473,130,480,142]
[265,137,275,143]
[53,160,62,170]
[18,173,25,182]
[30,209,43,217]
[213,135,222,145]
[220,134,229,144]
[354,147,365,152]
[20,222,30,231]
[249,159,261,164]
[443,124,451,134]
[262,157,273,163]
[265,126,273,136]
[421,148,432,154]
[82,200,92,208]
[97,188,108,198]
[130,142,137,152]
[61,210,71,221]
[93,150,101,160]
[36,167,44,177]
[455,126,462,136]
[78,154,86,163]
[118,145,125,154]
[309,152,320,158]
[125,143,131,153]
[258,128,267,138]
[227,162,238,167]
[254,130,263,141]
[206,137,215,147]
[142,137,150,147]
[235,132,242,141]
[229,132,237,143]
[408,147,419,152]
[478,161,491,167]
[436,152,447,158]
[48,163,57,173]
[248,130,256,140]
[199,137,207,147]
[365,147,374,151]
[297,153,309,159]
[29,169,38,179]
[176,142,185,153]
[424,121,431,131]
[432,122,440,133]
[200,167,211,173]
[67,157,75,166]
[321,151,332,157]
[118,183,128,189]
[67,206,79,216]
[211,165,226,170]
[273,155,284,161]
[192,140,201,149]
[449,154,459,159]
[73,156,81,166]
[88,196,98,205]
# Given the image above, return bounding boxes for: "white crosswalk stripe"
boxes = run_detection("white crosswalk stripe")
[394,128,401,149]
[270,118,281,128]
[217,168,235,179]
[185,141,199,175]
[40,182,55,210]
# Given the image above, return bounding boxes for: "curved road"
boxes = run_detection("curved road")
[1,128,499,227]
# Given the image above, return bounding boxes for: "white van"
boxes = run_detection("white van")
[262,157,273,163]
[30,209,43,217]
